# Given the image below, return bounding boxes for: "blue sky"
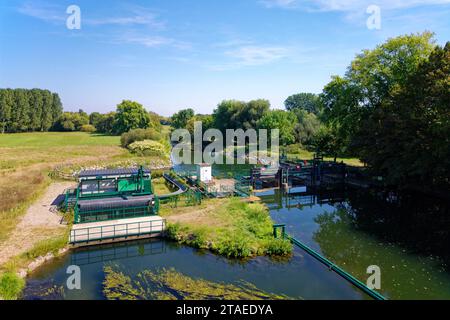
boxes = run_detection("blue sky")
[0,0,449,116]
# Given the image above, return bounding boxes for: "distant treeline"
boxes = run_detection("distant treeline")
[0,89,63,133]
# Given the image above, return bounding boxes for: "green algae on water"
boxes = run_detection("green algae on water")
[103,265,293,300]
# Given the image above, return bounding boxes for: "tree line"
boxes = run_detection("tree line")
[170,95,322,147]
[0,89,63,133]
[0,93,163,136]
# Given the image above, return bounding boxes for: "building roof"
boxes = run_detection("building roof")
[78,167,151,178]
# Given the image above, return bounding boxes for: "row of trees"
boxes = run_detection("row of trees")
[40,100,163,135]
[170,97,321,146]
[0,89,63,133]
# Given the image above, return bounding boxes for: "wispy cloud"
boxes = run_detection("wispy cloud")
[17,1,165,28]
[116,34,191,49]
[261,0,450,11]
[259,0,298,9]
[225,46,289,65]
[17,1,65,23]
[209,44,290,70]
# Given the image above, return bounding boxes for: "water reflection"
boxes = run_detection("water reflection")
[24,238,368,300]
[258,187,450,299]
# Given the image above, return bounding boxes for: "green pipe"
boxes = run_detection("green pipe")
[288,236,386,300]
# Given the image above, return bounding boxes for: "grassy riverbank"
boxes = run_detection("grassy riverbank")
[160,198,292,258]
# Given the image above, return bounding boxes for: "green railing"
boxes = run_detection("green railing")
[273,224,386,301]
[70,219,166,244]
[75,204,158,224]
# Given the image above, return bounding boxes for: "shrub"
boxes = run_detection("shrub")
[80,124,96,133]
[128,140,167,157]
[216,234,252,258]
[0,272,25,300]
[120,128,162,148]
[265,239,293,256]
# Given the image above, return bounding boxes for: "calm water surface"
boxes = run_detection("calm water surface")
[24,163,450,300]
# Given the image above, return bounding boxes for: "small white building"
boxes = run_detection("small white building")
[197,163,212,183]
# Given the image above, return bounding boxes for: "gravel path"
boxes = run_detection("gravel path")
[0,182,76,267]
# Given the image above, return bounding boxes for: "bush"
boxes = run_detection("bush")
[216,234,252,258]
[128,140,167,157]
[80,124,96,133]
[120,128,162,147]
[0,272,25,300]
[265,239,293,256]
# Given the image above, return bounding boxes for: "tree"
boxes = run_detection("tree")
[40,90,54,131]
[213,100,245,132]
[292,109,321,147]
[89,112,102,128]
[113,100,151,135]
[148,111,163,132]
[354,42,450,189]
[212,99,270,132]
[0,88,63,133]
[321,32,437,157]
[171,108,195,129]
[310,126,345,162]
[257,110,297,146]
[285,93,321,115]
[51,93,63,124]
[52,110,89,132]
[96,112,116,134]
[11,89,30,132]
[0,89,13,133]
[239,99,270,129]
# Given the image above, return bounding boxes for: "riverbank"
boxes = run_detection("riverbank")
[160,197,292,258]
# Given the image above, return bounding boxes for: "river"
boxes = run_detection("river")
[23,166,450,300]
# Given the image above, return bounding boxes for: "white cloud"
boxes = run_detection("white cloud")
[17,1,165,28]
[209,45,290,70]
[115,34,191,50]
[17,2,65,23]
[259,0,298,9]
[261,0,450,11]
[225,46,289,65]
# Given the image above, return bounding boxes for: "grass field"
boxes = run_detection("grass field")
[285,148,363,167]
[0,132,169,264]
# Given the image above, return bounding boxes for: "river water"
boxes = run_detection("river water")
[23,167,450,300]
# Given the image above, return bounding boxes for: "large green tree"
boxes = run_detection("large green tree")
[0,89,13,133]
[321,32,437,157]
[171,108,195,129]
[113,100,151,134]
[285,93,321,115]
[354,42,450,189]
[257,110,297,146]
[212,99,270,132]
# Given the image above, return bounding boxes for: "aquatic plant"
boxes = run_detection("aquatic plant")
[103,265,291,300]
[0,272,25,300]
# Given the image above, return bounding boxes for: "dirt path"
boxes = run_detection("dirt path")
[0,182,76,267]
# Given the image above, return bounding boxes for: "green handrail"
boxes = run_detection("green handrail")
[273,225,386,301]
